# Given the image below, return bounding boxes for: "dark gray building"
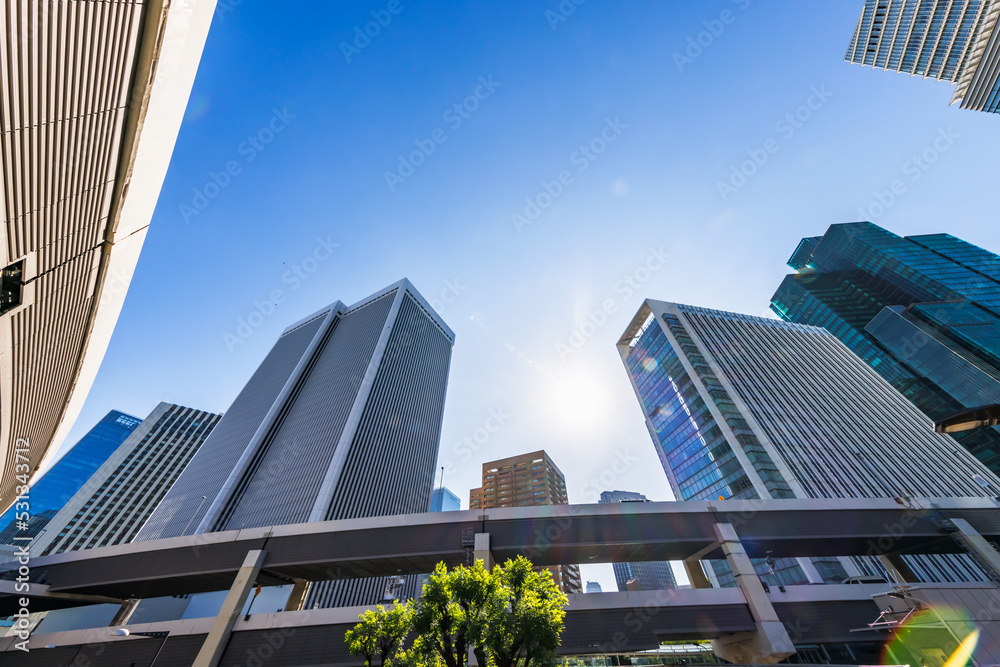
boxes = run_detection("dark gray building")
[136,279,454,608]
[598,490,677,592]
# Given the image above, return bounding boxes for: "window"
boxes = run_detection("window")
[0,261,23,315]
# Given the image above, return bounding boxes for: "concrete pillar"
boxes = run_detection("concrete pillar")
[950,518,1000,582]
[283,579,311,612]
[474,533,493,569]
[109,598,139,627]
[878,554,919,584]
[710,523,794,664]
[193,549,267,667]
[684,559,713,589]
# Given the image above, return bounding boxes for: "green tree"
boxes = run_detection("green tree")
[345,599,414,667]
[346,557,568,667]
[478,557,568,667]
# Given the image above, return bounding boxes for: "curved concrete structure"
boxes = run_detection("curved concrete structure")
[0,0,217,510]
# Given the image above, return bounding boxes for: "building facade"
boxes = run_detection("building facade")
[470,450,582,594]
[430,487,461,512]
[846,0,1000,113]
[771,222,1000,476]
[0,410,141,548]
[598,490,677,592]
[136,279,454,609]
[0,0,217,511]
[31,403,219,556]
[618,300,1000,586]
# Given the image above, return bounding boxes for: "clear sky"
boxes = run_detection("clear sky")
[60,1,1000,592]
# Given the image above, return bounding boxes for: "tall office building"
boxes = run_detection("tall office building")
[470,451,582,594]
[598,490,677,592]
[30,403,219,556]
[136,279,454,609]
[430,487,461,512]
[0,411,141,547]
[618,300,1000,586]
[846,0,1000,114]
[771,222,1000,475]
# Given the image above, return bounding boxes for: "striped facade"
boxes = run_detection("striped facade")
[32,403,219,556]
[135,279,455,608]
[845,0,1000,113]
[618,301,1000,585]
[0,0,217,511]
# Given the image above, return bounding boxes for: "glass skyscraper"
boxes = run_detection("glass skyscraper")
[0,410,141,546]
[598,490,677,592]
[771,221,1000,475]
[845,0,1000,114]
[618,299,1000,586]
[430,487,461,512]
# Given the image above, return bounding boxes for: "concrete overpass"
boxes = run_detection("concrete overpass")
[5,496,997,605]
[5,582,981,666]
[3,496,999,665]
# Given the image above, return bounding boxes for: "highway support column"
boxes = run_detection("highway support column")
[193,549,267,667]
[710,523,795,664]
[474,533,494,569]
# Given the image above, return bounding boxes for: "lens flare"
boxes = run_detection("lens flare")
[881,605,978,667]
[943,629,979,667]
[642,358,658,372]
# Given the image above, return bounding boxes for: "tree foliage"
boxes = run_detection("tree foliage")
[345,600,414,667]
[345,556,568,667]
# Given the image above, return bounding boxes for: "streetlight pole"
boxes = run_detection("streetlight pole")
[182,495,208,535]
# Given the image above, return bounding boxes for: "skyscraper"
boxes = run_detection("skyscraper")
[845,0,1000,114]
[430,487,461,512]
[618,299,1000,586]
[0,410,141,549]
[136,279,454,608]
[470,450,582,594]
[598,490,677,592]
[30,403,219,556]
[771,222,1000,475]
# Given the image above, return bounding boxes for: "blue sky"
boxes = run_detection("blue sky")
[60,1,1000,591]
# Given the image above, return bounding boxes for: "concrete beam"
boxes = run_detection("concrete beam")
[878,554,919,584]
[193,549,267,667]
[108,598,139,627]
[951,517,1000,581]
[284,579,311,612]
[684,559,713,589]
